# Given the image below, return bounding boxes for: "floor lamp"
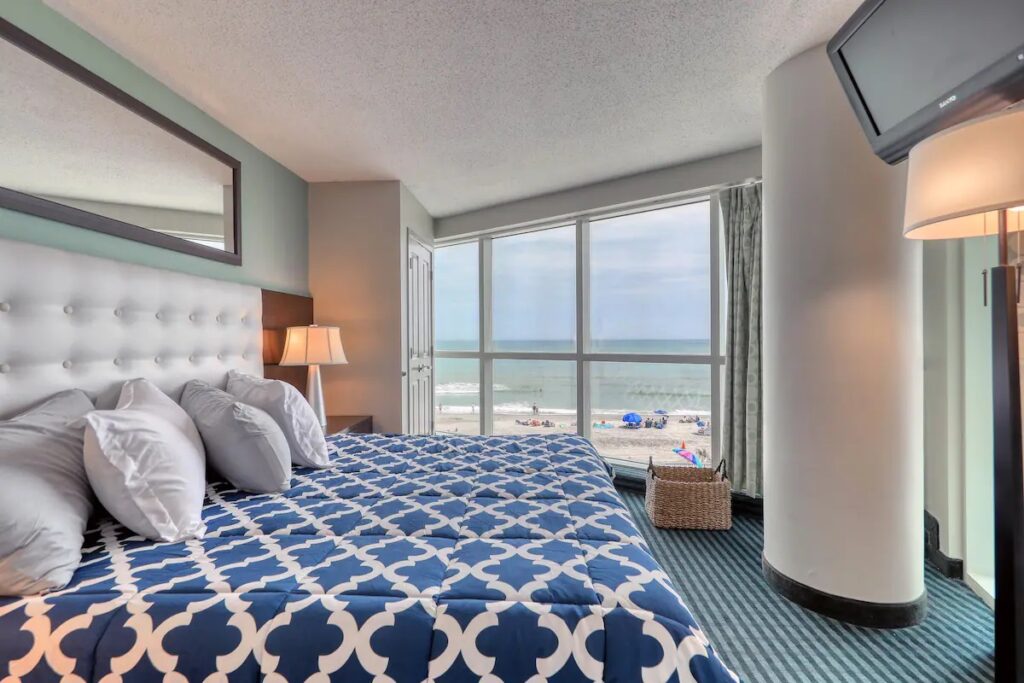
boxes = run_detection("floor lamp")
[903,107,1024,681]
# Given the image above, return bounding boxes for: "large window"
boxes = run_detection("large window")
[493,359,577,433]
[590,363,711,464]
[492,226,576,352]
[434,242,479,352]
[433,198,723,469]
[589,203,710,355]
[434,358,481,435]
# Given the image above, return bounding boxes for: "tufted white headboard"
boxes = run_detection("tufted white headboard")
[0,237,263,417]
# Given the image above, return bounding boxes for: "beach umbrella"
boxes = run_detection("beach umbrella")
[622,412,643,424]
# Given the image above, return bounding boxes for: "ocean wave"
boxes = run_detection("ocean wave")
[436,403,709,417]
[493,402,577,416]
[437,405,481,414]
[435,382,510,395]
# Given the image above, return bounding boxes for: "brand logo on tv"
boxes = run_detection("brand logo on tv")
[939,94,958,109]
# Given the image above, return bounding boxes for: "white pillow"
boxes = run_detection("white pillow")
[81,379,206,541]
[117,378,204,455]
[226,370,329,468]
[181,380,292,493]
[0,390,95,595]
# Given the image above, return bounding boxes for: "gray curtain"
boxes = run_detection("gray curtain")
[719,184,763,496]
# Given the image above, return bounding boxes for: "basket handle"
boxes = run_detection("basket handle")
[647,456,656,477]
[714,457,729,482]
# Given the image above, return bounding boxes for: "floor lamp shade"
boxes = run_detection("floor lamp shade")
[904,107,1024,239]
[903,105,1024,680]
[278,325,347,428]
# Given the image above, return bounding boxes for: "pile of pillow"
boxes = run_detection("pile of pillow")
[0,370,329,596]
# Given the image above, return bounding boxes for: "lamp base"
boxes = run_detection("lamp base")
[307,364,326,430]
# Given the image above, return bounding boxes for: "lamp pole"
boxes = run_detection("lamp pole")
[991,207,1024,681]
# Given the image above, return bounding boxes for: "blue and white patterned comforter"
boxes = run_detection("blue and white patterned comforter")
[0,433,737,682]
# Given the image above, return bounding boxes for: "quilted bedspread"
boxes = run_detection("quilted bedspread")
[0,432,737,682]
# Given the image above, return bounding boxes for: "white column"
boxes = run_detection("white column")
[762,46,924,616]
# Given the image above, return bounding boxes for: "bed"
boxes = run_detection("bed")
[0,237,735,681]
[0,432,736,681]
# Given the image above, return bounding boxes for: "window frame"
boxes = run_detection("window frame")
[434,194,724,470]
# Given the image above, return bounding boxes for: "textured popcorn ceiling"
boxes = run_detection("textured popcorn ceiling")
[45,0,861,217]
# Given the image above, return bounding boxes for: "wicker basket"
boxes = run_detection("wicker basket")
[645,458,732,530]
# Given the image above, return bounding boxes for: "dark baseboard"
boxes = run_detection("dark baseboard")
[924,511,964,580]
[613,471,646,492]
[763,556,927,628]
[731,491,763,516]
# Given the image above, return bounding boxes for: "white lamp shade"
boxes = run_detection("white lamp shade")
[904,107,1024,239]
[279,325,347,366]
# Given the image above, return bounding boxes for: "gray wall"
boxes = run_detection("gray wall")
[309,181,434,433]
[435,147,761,239]
[0,1,309,295]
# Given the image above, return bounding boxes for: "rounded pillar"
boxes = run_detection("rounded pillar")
[762,46,925,626]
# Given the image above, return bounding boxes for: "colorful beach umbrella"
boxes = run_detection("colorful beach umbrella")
[622,412,643,424]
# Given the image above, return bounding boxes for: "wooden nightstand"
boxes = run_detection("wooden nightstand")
[326,415,373,435]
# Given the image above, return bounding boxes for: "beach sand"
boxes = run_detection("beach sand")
[434,411,711,468]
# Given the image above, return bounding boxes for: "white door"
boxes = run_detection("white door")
[407,234,434,434]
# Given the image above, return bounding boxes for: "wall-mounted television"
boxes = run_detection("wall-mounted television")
[828,0,1024,164]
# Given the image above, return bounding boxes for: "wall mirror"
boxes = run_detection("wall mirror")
[0,19,241,265]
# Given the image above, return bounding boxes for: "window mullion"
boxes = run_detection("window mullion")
[479,237,493,435]
[576,217,590,439]
[709,194,722,468]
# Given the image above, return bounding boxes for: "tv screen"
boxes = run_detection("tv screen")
[829,0,1024,163]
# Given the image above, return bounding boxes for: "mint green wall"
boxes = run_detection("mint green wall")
[922,235,997,605]
[963,235,997,602]
[0,1,309,295]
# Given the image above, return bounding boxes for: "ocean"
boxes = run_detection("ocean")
[435,339,714,417]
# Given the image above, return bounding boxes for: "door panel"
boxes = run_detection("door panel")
[407,235,433,434]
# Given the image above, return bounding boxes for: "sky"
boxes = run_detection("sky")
[435,202,712,344]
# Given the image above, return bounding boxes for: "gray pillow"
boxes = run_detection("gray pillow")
[180,380,292,493]
[226,370,329,468]
[0,389,94,595]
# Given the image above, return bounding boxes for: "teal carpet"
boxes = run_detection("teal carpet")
[619,488,995,682]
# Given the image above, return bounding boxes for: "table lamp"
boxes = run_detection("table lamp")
[279,324,347,429]
[903,106,1024,680]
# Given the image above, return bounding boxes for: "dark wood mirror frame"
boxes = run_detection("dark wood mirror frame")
[0,18,242,266]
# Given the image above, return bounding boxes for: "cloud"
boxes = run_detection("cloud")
[437,202,715,342]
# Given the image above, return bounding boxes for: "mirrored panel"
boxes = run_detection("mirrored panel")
[0,20,240,263]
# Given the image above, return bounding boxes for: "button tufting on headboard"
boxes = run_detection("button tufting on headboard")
[0,238,263,418]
